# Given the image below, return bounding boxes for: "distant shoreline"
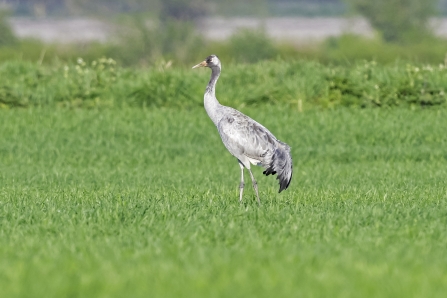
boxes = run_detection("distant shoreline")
[8,17,447,44]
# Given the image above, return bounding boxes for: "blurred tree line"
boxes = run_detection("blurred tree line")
[2,0,346,18]
[0,0,446,66]
[3,0,209,19]
[347,0,437,43]
[6,0,447,18]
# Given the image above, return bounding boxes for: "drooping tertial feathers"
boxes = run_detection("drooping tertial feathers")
[263,141,293,192]
[192,55,293,204]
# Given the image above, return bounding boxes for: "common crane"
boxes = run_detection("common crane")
[193,55,292,204]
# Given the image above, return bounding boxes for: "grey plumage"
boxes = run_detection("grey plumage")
[193,55,292,203]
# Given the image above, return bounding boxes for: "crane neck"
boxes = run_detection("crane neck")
[204,65,223,126]
[205,66,221,98]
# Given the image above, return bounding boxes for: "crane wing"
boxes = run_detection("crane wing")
[217,110,277,167]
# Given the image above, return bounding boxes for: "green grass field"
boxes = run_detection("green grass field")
[1,105,447,297]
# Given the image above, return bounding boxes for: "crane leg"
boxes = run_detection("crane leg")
[238,162,245,203]
[248,168,261,205]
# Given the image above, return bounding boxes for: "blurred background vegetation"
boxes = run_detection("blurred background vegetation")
[1,0,447,66]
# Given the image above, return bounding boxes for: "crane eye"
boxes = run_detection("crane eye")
[206,55,216,64]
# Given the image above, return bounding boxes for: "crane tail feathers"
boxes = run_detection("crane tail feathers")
[263,142,293,193]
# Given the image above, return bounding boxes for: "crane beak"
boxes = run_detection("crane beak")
[192,61,207,69]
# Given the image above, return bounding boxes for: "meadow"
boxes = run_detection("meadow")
[1,59,447,297]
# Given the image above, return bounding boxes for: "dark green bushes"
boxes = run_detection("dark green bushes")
[1,58,446,109]
[323,61,447,107]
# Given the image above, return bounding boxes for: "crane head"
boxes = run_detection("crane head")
[192,55,220,69]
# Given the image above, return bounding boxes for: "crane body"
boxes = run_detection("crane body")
[193,55,292,204]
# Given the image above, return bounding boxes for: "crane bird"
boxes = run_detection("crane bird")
[192,55,292,204]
